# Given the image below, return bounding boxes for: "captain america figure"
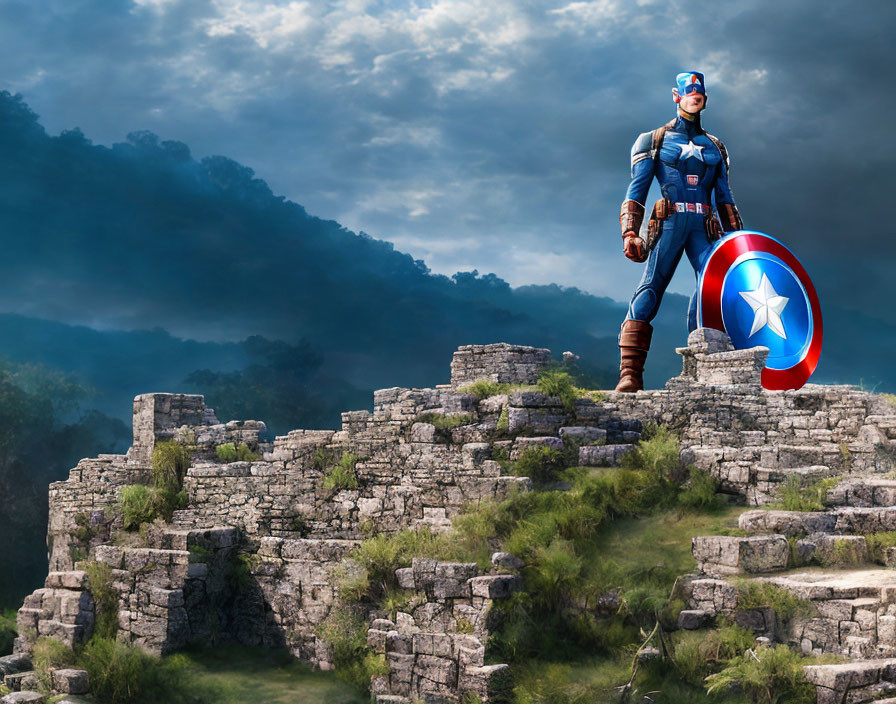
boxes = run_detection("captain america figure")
[615,71,744,392]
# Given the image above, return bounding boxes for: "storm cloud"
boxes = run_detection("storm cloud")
[2,1,892,315]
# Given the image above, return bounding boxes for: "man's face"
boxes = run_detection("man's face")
[679,91,705,114]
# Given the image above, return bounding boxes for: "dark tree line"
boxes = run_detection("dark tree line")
[0,362,129,609]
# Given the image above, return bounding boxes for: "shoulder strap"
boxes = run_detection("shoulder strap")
[703,132,730,172]
[650,118,677,162]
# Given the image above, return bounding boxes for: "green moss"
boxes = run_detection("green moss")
[187,545,213,563]
[455,618,474,635]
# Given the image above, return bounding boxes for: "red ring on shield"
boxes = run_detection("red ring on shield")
[699,231,823,390]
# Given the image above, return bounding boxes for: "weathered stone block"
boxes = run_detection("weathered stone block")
[50,669,89,695]
[677,610,708,630]
[1,693,46,704]
[490,552,523,573]
[692,535,789,577]
[469,575,521,599]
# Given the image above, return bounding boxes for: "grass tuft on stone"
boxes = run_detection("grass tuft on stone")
[32,636,77,691]
[152,440,191,491]
[85,560,120,640]
[316,608,389,692]
[216,442,260,463]
[772,475,838,512]
[322,452,360,491]
[457,380,514,399]
[536,370,580,413]
[704,643,820,704]
[735,580,815,622]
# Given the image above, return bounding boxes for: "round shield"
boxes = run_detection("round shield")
[697,230,822,390]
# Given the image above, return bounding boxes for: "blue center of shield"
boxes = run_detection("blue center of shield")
[720,254,811,370]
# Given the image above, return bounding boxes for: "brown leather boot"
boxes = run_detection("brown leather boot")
[614,319,653,392]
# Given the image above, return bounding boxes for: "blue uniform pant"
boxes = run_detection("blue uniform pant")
[624,212,713,332]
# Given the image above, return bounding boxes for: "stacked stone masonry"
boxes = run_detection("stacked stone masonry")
[14,332,896,703]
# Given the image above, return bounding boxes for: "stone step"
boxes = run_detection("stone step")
[828,477,896,507]
[692,535,790,578]
[1,692,46,704]
[794,534,869,567]
[867,415,896,440]
[740,507,896,537]
[804,658,896,704]
[695,532,874,575]
[0,654,31,679]
[684,569,896,658]
[49,668,89,696]
[558,426,608,444]
[3,671,37,692]
[746,465,835,506]
[577,444,633,467]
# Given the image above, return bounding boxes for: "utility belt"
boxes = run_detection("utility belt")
[646,198,725,250]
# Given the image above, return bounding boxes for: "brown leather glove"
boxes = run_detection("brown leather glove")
[619,200,647,262]
[718,203,743,232]
[623,233,647,262]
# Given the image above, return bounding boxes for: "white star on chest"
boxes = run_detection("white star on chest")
[739,273,789,339]
[678,140,704,161]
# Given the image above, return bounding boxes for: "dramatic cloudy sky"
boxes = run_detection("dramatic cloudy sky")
[1,0,894,320]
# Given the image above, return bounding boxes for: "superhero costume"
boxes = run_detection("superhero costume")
[615,71,744,392]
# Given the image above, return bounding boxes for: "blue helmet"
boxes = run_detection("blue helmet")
[676,71,706,97]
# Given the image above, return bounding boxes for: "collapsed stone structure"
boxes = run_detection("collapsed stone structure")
[4,332,896,703]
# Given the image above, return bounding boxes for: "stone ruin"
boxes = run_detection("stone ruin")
[3,333,896,703]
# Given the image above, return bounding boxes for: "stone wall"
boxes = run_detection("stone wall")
[173,387,530,542]
[19,527,238,656]
[368,557,518,703]
[449,343,552,386]
[15,334,896,703]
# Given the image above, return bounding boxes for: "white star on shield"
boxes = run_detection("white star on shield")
[739,273,789,339]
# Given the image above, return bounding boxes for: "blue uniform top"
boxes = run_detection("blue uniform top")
[624,114,736,209]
